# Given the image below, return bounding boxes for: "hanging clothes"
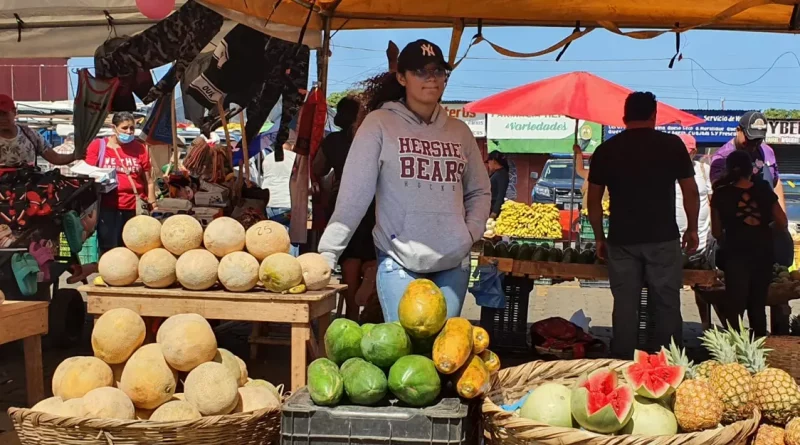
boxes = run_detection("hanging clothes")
[72,70,119,160]
[94,37,154,112]
[181,52,215,127]
[94,1,223,109]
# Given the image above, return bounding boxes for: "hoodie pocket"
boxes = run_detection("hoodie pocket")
[391,211,472,272]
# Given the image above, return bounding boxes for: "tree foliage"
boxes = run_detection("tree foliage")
[763,109,800,119]
[327,89,362,107]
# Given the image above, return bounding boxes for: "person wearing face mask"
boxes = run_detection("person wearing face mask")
[85,112,156,254]
[0,94,76,167]
[318,39,491,322]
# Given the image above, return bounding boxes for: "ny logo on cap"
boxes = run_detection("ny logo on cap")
[421,43,436,57]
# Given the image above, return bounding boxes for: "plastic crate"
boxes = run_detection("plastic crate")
[281,388,481,445]
[578,215,609,240]
[59,232,99,265]
[479,275,533,353]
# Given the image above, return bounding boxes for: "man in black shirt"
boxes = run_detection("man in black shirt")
[486,151,510,219]
[587,92,700,359]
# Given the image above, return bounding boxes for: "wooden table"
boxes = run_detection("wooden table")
[0,300,48,405]
[79,284,345,391]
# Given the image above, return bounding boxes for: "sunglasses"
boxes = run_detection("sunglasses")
[410,68,449,80]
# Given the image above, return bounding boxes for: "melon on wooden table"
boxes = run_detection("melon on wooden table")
[204,217,246,257]
[218,251,259,292]
[122,215,162,254]
[160,215,203,255]
[175,249,219,291]
[138,248,177,288]
[297,253,332,291]
[259,253,303,293]
[245,220,291,261]
[98,247,139,286]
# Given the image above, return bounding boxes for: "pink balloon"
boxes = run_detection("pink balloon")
[136,0,175,20]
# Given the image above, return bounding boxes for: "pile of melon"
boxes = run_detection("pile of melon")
[32,309,282,421]
[98,215,332,294]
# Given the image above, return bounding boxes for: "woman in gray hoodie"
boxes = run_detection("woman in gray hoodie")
[318,39,491,322]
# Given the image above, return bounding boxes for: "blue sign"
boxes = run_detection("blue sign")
[603,110,746,144]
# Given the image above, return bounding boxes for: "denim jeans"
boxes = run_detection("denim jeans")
[375,250,470,322]
[98,208,135,255]
[267,207,299,257]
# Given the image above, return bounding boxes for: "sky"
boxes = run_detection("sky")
[69,26,800,112]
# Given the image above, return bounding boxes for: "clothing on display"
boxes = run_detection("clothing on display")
[181,52,215,127]
[261,150,297,209]
[94,0,223,108]
[72,70,119,160]
[94,37,154,112]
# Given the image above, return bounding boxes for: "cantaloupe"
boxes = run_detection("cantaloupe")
[59,398,87,417]
[259,253,303,293]
[83,387,135,420]
[218,252,259,292]
[184,362,239,416]
[52,357,80,396]
[138,248,177,288]
[204,217,246,257]
[122,215,162,254]
[92,308,145,364]
[161,215,203,255]
[155,313,205,343]
[175,249,219,290]
[246,221,291,261]
[150,400,202,422]
[157,314,217,372]
[119,344,177,410]
[233,386,281,413]
[212,348,242,386]
[235,356,248,387]
[296,253,332,291]
[98,247,139,286]
[245,379,282,400]
[55,357,114,400]
[31,396,64,415]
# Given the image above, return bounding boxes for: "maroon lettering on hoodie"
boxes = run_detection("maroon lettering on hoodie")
[397,137,466,184]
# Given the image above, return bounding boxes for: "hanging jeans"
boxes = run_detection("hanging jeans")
[375,250,470,322]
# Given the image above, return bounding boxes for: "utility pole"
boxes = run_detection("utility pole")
[721,98,725,110]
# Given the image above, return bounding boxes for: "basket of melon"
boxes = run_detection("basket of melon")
[482,332,766,444]
[8,310,283,445]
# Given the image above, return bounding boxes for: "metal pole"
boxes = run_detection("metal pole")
[38,65,43,101]
[319,15,332,98]
[568,118,578,245]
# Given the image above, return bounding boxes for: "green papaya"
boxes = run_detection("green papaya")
[340,357,365,375]
[532,247,548,261]
[324,318,363,364]
[361,323,412,368]
[509,243,521,260]
[494,242,510,258]
[483,242,496,257]
[561,247,575,263]
[547,248,563,262]
[584,243,594,250]
[518,244,534,261]
[341,358,388,405]
[361,323,376,337]
[388,355,441,407]
[307,358,344,406]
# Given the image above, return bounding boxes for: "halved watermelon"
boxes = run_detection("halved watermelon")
[570,368,634,434]
[623,350,685,400]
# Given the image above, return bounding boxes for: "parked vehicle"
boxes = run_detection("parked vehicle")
[531,155,589,211]
[781,174,800,233]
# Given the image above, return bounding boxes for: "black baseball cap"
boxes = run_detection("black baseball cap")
[397,39,452,72]
[739,111,768,140]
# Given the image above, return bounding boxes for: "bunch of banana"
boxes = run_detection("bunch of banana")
[495,201,562,239]
[580,200,611,216]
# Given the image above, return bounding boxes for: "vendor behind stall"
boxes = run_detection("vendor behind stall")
[318,39,491,322]
[486,151,509,219]
[0,94,75,167]
[85,112,156,254]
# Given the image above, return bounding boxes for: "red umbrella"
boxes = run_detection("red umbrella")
[465,71,704,127]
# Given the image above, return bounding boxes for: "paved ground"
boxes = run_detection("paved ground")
[1,279,797,443]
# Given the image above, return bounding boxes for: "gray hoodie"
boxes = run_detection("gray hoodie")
[318,101,491,273]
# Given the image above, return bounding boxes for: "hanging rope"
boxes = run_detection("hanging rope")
[556,22,582,62]
[668,24,682,69]
[14,14,24,43]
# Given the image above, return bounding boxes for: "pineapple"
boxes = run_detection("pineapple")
[755,424,787,445]
[731,322,800,426]
[701,325,754,423]
[787,417,800,445]
[695,360,720,381]
[664,339,724,432]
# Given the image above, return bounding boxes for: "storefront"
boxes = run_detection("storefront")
[766,119,800,174]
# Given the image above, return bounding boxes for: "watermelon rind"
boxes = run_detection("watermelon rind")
[623,350,685,400]
[571,368,634,433]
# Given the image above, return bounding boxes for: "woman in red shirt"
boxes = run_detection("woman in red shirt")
[85,112,156,253]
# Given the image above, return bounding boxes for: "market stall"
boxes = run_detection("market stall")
[0,300,48,406]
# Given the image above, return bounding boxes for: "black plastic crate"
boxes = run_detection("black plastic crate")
[281,388,481,445]
[479,276,533,352]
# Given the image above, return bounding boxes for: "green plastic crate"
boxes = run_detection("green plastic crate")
[579,215,609,240]
[60,232,99,264]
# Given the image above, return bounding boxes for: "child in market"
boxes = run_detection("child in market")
[317,39,491,322]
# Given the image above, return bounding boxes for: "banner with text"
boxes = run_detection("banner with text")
[603,110,745,144]
[441,103,486,138]
[766,120,800,145]
[486,114,602,154]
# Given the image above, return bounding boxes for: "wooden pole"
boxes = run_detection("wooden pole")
[240,110,251,185]
[217,101,233,164]
[170,92,179,169]
[319,15,331,98]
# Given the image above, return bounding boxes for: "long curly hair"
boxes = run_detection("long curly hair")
[354,71,406,131]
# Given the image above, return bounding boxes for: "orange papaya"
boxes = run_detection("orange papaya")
[453,354,491,399]
[472,326,490,354]
[398,279,447,339]
[432,318,473,374]
[479,349,500,374]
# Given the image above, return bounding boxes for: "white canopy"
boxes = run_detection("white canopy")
[0,0,321,58]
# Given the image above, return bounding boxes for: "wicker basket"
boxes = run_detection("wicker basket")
[482,359,760,445]
[765,335,800,383]
[8,405,281,445]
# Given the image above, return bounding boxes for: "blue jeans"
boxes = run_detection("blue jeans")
[98,208,135,255]
[375,250,470,322]
[267,207,299,257]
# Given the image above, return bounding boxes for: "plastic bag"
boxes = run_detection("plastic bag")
[470,263,505,309]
